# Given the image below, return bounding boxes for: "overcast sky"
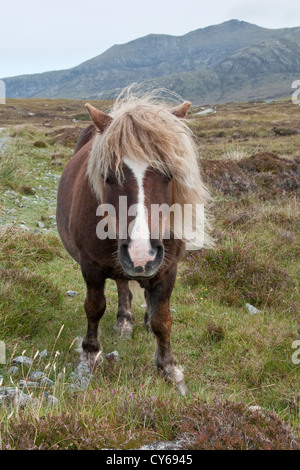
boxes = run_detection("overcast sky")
[1,0,299,78]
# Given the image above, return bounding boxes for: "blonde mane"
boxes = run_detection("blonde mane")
[88,89,213,248]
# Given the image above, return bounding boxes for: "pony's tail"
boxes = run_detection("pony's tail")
[129,281,145,307]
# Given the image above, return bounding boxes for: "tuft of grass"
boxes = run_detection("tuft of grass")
[221,144,252,161]
[180,240,294,309]
[0,151,17,185]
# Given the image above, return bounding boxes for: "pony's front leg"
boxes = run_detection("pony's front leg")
[113,279,134,339]
[81,271,106,367]
[145,266,188,395]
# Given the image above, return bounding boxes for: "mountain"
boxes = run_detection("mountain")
[2,20,300,104]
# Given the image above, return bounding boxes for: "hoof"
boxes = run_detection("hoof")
[113,319,133,339]
[160,364,188,395]
[175,381,188,396]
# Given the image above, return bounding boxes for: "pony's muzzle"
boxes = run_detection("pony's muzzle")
[118,239,164,278]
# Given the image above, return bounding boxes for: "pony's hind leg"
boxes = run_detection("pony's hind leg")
[113,279,134,339]
[145,265,188,395]
[81,267,106,367]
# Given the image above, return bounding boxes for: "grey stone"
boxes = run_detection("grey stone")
[0,387,17,399]
[19,379,39,388]
[105,351,120,362]
[67,290,80,297]
[39,349,48,358]
[44,393,59,406]
[69,371,80,382]
[13,356,32,366]
[0,387,32,407]
[37,221,45,228]
[75,376,90,391]
[29,370,45,381]
[245,303,259,315]
[76,361,91,377]
[139,441,183,450]
[13,390,32,407]
[8,366,19,375]
[139,434,194,450]
[19,224,30,231]
[39,377,54,387]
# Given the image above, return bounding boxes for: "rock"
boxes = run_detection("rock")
[75,376,90,390]
[105,351,120,362]
[44,393,59,406]
[75,361,91,377]
[249,405,263,412]
[13,390,32,407]
[196,108,215,115]
[248,405,268,419]
[8,366,19,375]
[39,349,48,358]
[69,371,80,382]
[19,224,30,231]
[139,441,183,450]
[37,221,45,228]
[67,290,80,297]
[29,371,45,381]
[0,387,32,407]
[245,303,259,315]
[39,377,54,387]
[13,356,32,366]
[19,379,39,388]
[0,387,17,396]
[139,434,194,450]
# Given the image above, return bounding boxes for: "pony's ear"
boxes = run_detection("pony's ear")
[85,103,112,133]
[171,101,191,118]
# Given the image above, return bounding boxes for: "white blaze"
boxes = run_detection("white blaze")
[124,157,155,269]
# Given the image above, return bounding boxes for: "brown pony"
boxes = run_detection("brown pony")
[56,90,211,394]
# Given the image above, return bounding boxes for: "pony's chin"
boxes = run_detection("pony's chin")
[122,268,158,280]
[119,260,161,280]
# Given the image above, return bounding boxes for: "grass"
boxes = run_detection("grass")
[0,98,299,449]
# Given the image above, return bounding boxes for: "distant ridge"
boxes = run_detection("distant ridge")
[2,20,300,104]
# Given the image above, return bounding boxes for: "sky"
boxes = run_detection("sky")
[1,0,300,78]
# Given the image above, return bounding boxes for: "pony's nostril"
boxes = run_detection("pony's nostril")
[134,266,144,274]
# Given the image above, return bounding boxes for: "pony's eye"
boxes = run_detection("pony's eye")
[102,173,114,184]
[105,176,113,184]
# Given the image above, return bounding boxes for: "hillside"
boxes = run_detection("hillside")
[2,19,300,103]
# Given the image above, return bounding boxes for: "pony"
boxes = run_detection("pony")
[56,89,212,394]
